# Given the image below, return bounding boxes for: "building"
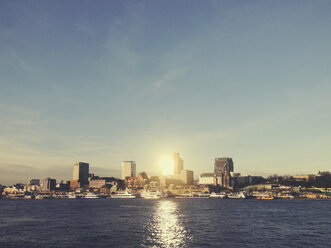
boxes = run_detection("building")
[72,162,89,186]
[180,170,194,185]
[292,174,316,182]
[199,173,216,185]
[0,185,3,196]
[159,153,194,186]
[89,177,116,189]
[174,153,183,174]
[41,178,56,192]
[89,179,107,189]
[137,172,149,187]
[214,157,233,189]
[70,180,81,191]
[122,161,136,179]
[126,177,139,189]
[214,158,234,175]
[29,179,40,186]
[56,181,70,191]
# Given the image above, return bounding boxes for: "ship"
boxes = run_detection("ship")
[84,192,99,199]
[210,192,226,198]
[67,192,77,199]
[227,192,246,199]
[140,190,164,199]
[112,190,136,199]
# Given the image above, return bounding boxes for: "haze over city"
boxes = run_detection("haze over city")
[1,0,331,185]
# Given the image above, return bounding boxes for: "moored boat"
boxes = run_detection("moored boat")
[112,190,136,199]
[140,190,164,199]
[227,192,246,199]
[210,192,226,198]
[85,192,99,199]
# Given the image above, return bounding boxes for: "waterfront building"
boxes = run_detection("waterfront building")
[199,173,216,185]
[70,180,81,191]
[160,176,183,187]
[89,179,107,189]
[137,172,149,187]
[122,161,136,179]
[126,176,139,189]
[24,184,41,192]
[56,181,70,191]
[41,178,56,192]
[174,153,183,174]
[214,157,233,189]
[72,162,89,186]
[180,170,194,185]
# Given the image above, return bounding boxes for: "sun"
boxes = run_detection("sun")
[159,156,174,176]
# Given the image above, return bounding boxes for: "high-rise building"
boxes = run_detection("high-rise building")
[174,153,183,174]
[214,158,234,175]
[214,157,233,189]
[41,178,56,192]
[122,161,136,179]
[72,162,89,186]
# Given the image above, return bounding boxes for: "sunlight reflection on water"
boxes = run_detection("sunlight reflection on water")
[143,200,192,248]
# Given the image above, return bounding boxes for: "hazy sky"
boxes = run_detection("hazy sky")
[1,0,330,185]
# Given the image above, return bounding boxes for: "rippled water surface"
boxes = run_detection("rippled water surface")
[0,199,330,247]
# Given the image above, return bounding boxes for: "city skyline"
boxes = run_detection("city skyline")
[1,1,331,185]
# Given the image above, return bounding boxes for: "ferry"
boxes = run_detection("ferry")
[140,190,164,199]
[210,192,226,198]
[112,190,136,199]
[85,192,99,199]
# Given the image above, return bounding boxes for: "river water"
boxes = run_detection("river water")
[0,199,330,247]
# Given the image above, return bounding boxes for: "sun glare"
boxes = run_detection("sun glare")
[159,156,174,176]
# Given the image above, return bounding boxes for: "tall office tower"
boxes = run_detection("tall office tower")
[214,157,234,175]
[174,153,184,174]
[72,162,89,185]
[122,161,136,179]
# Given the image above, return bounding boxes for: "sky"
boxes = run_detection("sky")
[0,0,331,185]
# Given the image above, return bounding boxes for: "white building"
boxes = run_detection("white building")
[122,161,136,179]
[199,173,216,185]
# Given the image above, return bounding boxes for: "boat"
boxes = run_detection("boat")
[227,192,246,199]
[261,196,274,200]
[35,195,44,200]
[67,193,77,199]
[140,190,164,199]
[210,192,226,198]
[112,190,136,199]
[85,192,99,199]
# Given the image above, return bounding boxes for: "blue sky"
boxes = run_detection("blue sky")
[0,0,330,184]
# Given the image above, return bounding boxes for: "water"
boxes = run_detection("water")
[0,199,330,248]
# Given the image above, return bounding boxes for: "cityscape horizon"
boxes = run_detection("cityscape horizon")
[0,154,328,186]
[0,153,329,187]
